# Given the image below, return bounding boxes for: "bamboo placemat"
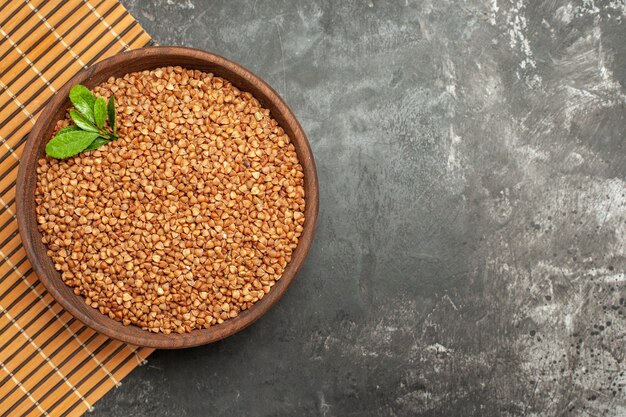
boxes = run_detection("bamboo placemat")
[0,1,154,415]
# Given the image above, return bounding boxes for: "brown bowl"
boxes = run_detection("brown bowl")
[16,46,319,349]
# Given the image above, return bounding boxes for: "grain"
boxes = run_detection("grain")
[35,66,305,334]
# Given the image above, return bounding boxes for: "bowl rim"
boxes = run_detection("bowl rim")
[16,46,319,349]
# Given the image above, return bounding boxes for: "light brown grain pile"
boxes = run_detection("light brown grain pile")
[35,66,305,334]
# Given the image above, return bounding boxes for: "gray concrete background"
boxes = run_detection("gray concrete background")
[94,0,626,416]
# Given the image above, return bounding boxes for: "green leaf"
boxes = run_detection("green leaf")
[45,130,100,159]
[107,96,117,136]
[56,125,81,135]
[69,85,96,123]
[69,109,99,132]
[84,137,110,151]
[94,97,107,129]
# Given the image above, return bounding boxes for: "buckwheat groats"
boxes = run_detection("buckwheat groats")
[35,66,305,334]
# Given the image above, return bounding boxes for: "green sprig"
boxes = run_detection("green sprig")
[45,84,119,159]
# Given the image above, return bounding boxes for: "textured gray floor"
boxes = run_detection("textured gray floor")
[93,1,626,416]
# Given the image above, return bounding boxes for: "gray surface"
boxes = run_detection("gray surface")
[95,0,626,416]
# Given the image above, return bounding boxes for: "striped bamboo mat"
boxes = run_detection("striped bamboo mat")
[0,1,154,416]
